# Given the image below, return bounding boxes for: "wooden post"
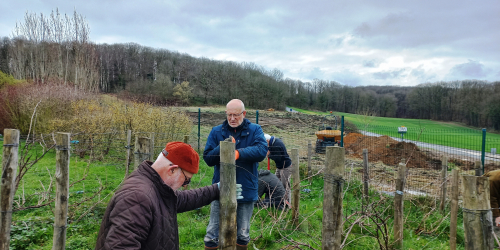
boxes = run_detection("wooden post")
[133,136,151,171]
[462,175,494,249]
[475,160,482,176]
[0,129,19,250]
[52,132,70,250]
[184,135,189,144]
[219,140,237,250]
[393,162,406,249]
[449,169,459,250]
[150,132,155,159]
[322,146,345,250]
[363,149,369,202]
[125,130,132,177]
[291,148,300,225]
[440,156,448,212]
[307,140,312,182]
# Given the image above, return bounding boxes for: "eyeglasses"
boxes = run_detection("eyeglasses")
[180,169,191,186]
[226,111,244,118]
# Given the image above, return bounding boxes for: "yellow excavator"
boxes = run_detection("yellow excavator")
[315,112,343,154]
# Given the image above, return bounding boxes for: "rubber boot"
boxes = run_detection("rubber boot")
[236,244,248,250]
[204,246,218,250]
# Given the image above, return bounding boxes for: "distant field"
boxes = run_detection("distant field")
[288,106,500,152]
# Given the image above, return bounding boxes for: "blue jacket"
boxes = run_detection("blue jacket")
[203,118,268,202]
[268,136,292,169]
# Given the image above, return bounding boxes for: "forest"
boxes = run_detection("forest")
[0,10,499,130]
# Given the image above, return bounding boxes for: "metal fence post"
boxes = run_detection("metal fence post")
[340,116,344,147]
[198,108,201,153]
[482,128,486,174]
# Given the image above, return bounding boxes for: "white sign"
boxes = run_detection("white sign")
[398,127,407,133]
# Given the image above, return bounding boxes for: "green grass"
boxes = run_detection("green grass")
[288,106,500,153]
[1,141,467,249]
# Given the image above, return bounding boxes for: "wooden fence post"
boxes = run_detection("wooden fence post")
[0,129,19,250]
[363,149,369,205]
[52,132,70,250]
[449,169,459,250]
[125,130,132,177]
[133,136,151,171]
[322,146,345,250]
[393,162,406,249]
[291,148,300,225]
[307,140,312,183]
[462,175,494,249]
[150,132,155,159]
[440,156,448,212]
[184,135,189,144]
[219,140,237,250]
[475,160,483,176]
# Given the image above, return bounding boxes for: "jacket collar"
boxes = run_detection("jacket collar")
[222,118,250,133]
[137,161,175,199]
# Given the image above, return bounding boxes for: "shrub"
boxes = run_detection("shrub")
[0,70,22,89]
[0,83,89,134]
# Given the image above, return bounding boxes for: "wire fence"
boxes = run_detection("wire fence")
[2,110,500,249]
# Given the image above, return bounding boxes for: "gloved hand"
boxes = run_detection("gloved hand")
[236,183,243,199]
[224,136,240,160]
[216,183,243,200]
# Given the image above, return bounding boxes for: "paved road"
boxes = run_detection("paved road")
[359,131,500,162]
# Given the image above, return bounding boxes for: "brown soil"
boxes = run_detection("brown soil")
[188,110,499,171]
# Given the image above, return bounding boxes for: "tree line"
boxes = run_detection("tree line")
[0,10,499,130]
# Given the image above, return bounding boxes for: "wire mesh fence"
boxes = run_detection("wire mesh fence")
[2,109,500,249]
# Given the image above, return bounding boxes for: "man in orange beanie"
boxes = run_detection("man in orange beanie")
[96,141,229,250]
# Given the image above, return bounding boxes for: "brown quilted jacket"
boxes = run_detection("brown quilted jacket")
[485,169,500,218]
[95,161,219,250]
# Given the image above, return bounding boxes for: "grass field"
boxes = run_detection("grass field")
[288,106,500,153]
[1,131,467,250]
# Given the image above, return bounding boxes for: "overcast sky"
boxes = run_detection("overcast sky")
[1,0,499,86]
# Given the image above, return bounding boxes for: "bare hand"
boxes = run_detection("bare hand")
[495,217,500,227]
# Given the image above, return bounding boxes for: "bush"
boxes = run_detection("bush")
[0,83,89,133]
[0,70,22,89]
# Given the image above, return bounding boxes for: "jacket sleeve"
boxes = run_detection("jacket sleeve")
[203,127,221,167]
[237,126,268,163]
[490,175,500,218]
[176,183,220,213]
[104,191,153,249]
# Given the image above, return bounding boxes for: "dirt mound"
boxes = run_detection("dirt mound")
[345,134,437,168]
[343,132,364,144]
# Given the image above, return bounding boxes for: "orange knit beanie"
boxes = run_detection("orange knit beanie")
[162,142,199,174]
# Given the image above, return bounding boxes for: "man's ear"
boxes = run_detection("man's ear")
[166,164,178,175]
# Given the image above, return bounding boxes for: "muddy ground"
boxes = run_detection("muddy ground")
[188,110,498,172]
[187,109,500,196]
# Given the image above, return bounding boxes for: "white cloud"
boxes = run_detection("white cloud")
[1,0,499,86]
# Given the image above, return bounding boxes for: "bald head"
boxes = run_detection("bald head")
[226,99,245,111]
[226,99,246,128]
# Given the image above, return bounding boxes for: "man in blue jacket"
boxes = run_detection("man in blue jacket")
[203,99,268,250]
